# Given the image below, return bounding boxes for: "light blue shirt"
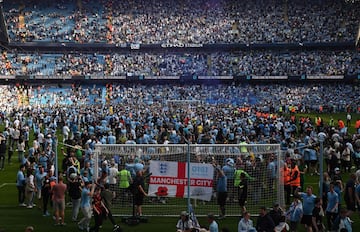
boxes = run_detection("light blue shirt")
[300,192,316,215]
[81,187,91,208]
[16,170,25,187]
[107,135,116,144]
[238,218,256,232]
[338,217,352,232]
[35,172,47,190]
[267,161,276,178]
[334,185,342,206]
[216,175,227,192]
[326,191,339,213]
[209,221,218,232]
[222,165,235,179]
[356,184,360,203]
[287,200,303,222]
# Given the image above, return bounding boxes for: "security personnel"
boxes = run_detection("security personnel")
[118,164,132,205]
[288,160,301,197]
[283,162,291,205]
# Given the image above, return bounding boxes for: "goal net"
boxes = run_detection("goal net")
[94,143,284,217]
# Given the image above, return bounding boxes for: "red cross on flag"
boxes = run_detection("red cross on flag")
[148,161,214,201]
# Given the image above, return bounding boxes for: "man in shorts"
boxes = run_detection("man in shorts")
[296,186,316,232]
[52,175,67,226]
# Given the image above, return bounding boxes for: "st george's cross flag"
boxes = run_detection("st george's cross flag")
[148,160,214,201]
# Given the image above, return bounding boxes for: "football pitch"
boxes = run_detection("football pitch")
[0,112,359,232]
[0,180,239,232]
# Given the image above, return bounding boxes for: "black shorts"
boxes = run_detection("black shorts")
[217,191,227,206]
[134,195,144,206]
[301,215,312,226]
[310,160,317,165]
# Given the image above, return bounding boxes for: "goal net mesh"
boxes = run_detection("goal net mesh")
[94,144,284,217]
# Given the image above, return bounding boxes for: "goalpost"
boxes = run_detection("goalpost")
[94,143,284,217]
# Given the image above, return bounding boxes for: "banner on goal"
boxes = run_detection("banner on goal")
[148,161,214,201]
[94,143,284,217]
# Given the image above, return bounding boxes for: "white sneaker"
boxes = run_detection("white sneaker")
[27,205,33,209]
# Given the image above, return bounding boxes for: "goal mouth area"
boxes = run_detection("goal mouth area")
[94,143,283,217]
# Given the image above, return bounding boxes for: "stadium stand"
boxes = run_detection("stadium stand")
[3,0,359,44]
[0,1,359,227]
[0,50,358,77]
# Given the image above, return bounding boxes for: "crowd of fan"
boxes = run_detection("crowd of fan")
[0,82,358,231]
[4,0,359,44]
[0,83,359,113]
[0,83,359,157]
[1,50,359,77]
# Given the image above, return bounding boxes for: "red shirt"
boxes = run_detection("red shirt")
[338,120,345,129]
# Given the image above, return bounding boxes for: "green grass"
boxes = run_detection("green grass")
[0,179,239,231]
[0,112,360,232]
[294,112,357,134]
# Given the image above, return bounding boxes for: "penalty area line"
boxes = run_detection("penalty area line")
[0,183,16,189]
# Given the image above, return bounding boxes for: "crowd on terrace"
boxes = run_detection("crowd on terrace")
[0,50,359,77]
[4,0,359,44]
[0,83,359,116]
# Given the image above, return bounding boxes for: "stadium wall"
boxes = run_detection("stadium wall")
[0,74,358,85]
[8,41,356,53]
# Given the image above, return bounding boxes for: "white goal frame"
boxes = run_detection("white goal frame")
[94,143,284,217]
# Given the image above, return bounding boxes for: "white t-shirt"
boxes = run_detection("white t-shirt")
[108,167,119,184]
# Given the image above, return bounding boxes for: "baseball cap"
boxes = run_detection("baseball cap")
[226,158,235,166]
[180,211,188,216]
[334,167,340,172]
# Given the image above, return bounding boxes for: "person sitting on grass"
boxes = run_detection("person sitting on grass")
[256,206,275,232]
[199,213,219,232]
[332,208,353,232]
[238,211,256,232]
